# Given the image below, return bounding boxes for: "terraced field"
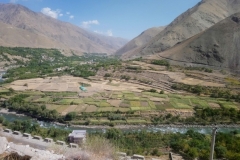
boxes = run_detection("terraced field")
[19,90,240,116]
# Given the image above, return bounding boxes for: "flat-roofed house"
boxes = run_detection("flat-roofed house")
[68,130,86,144]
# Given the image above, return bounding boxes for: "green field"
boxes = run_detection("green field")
[6,90,240,116]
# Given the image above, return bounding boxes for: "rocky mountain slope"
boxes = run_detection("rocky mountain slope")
[121,0,240,59]
[0,3,128,54]
[115,26,165,57]
[154,12,240,72]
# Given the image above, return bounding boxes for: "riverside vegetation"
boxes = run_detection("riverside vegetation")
[1,117,240,160]
[1,47,240,159]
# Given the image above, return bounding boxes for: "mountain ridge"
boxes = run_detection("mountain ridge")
[150,12,240,72]
[121,0,240,59]
[0,3,128,54]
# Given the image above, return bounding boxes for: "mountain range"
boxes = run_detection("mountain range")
[118,0,240,59]
[153,12,240,72]
[0,3,128,54]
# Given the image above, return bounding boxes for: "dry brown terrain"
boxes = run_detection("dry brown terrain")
[121,0,240,59]
[0,4,128,54]
[7,76,152,93]
[115,26,165,56]
[150,12,240,72]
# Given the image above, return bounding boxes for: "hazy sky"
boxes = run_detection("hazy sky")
[2,0,201,39]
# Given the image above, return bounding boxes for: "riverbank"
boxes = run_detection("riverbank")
[1,108,240,132]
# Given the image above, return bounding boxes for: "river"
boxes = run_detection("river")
[1,110,240,134]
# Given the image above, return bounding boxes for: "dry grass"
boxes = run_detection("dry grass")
[83,135,118,160]
[51,136,119,160]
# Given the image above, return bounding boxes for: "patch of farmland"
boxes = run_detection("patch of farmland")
[108,100,122,107]
[56,105,69,114]
[168,94,183,99]
[162,102,174,108]
[97,107,114,112]
[111,120,126,124]
[61,105,78,115]
[125,96,140,100]
[99,119,111,123]
[140,101,149,107]
[190,99,209,108]
[209,103,221,108]
[119,100,130,108]
[131,107,151,111]
[149,97,168,102]
[112,108,130,112]
[74,105,87,112]
[72,99,84,104]
[34,97,51,103]
[82,97,95,102]
[99,101,111,107]
[24,96,40,102]
[85,105,97,112]
[171,98,191,106]
[46,104,60,110]
[58,99,75,105]
[130,101,141,107]
[219,101,238,109]
[148,100,156,109]
[21,91,44,95]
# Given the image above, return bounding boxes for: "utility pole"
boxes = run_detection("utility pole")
[209,128,218,160]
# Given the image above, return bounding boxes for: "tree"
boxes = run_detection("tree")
[65,112,77,121]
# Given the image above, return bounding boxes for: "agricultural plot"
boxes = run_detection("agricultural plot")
[85,105,98,112]
[55,105,70,114]
[97,107,114,112]
[61,105,78,115]
[57,99,75,105]
[99,101,111,107]
[72,99,84,104]
[34,97,51,103]
[74,105,87,112]
[190,99,209,108]
[46,104,61,110]
[14,89,240,116]
[24,96,41,102]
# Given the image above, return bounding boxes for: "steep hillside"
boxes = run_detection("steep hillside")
[122,0,240,59]
[0,3,128,54]
[155,13,240,72]
[115,27,165,56]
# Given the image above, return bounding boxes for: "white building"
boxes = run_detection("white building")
[68,130,86,144]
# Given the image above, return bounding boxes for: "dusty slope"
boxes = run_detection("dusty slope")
[115,27,165,56]
[123,0,240,59]
[0,3,128,54]
[0,22,63,48]
[154,13,240,72]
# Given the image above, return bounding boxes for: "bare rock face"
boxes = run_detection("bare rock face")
[0,137,8,154]
[122,0,240,59]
